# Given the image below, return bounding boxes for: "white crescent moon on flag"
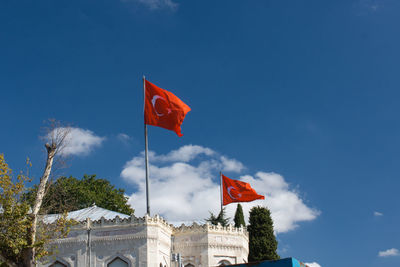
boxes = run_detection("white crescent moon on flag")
[227,186,242,200]
[151,95,172,117]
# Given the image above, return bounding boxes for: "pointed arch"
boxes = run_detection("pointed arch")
[106,256,130,267]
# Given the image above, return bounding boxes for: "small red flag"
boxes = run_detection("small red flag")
[144,79,191,137]
[222,174,265,206]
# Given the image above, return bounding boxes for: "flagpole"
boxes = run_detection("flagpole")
[143,75,151,216]
[220,171,223,213]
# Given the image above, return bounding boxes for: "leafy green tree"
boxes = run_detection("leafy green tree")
[248,206,280,262]
[25,175,134,215]
[206,208,230,227]
[234,204,246,228]
[0,154,72,267]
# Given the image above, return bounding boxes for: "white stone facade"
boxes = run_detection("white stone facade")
[39,212,248,267]
[174,223,248,266]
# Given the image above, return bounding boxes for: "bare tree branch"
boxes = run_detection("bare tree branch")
[23,119,71,267]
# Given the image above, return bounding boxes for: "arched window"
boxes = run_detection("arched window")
[218,260,231,266]
[50,261,67,267]
[107,257,129,267]
[185,264,195,267]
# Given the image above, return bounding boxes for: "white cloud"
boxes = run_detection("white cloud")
[117,133,130,141]
[236,172,320,233]
[121,145,319,233]
[49,127,105,156]
[305,262,322,267]
[374,211,383,216]
[117,133,131,145]
[220,156,245,173]
[379,248,400,257]
[151,145,215,162]
[122,0,178,10]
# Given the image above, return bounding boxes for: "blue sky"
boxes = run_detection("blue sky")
[1,0,400,266]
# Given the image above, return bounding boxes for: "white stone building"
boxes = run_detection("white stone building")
[40,205,248,267]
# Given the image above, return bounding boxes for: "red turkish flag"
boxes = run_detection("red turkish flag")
[222,174,265,206]
[144,80,191,137]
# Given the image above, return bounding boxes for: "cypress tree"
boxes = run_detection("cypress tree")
[248,206,280,262]
[234,204,246,228]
